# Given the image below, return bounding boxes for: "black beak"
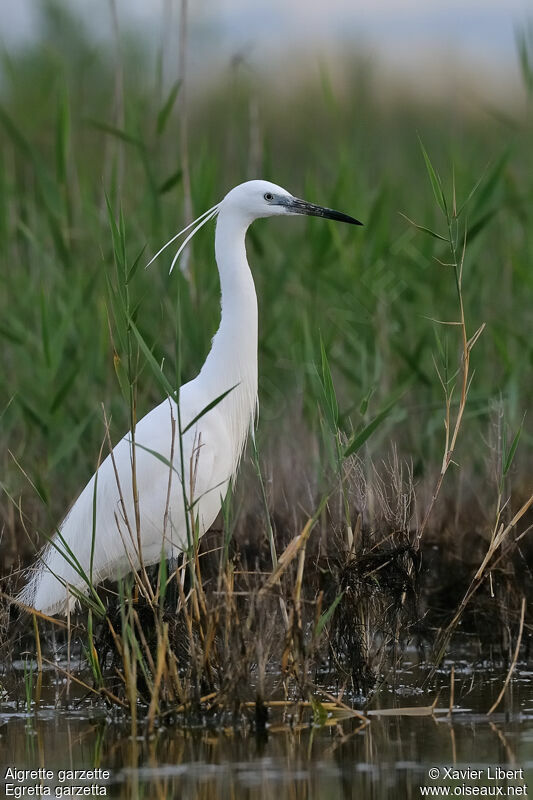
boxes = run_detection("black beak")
[284,196,363,226]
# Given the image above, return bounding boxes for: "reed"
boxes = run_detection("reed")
[1,5,532,716]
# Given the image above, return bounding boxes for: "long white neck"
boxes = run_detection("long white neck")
[198,208,258,471]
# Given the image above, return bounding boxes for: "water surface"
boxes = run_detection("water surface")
[1,658,532,799]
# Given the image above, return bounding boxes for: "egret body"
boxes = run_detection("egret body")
[19,180,361,616]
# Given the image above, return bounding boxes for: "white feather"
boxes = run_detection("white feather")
[19,179,350,616]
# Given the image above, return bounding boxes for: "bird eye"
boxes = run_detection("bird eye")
[264,193,274,201]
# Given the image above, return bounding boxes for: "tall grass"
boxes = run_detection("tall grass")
[1,4,533,714]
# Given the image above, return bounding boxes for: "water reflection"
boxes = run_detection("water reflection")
[1,664,532,799]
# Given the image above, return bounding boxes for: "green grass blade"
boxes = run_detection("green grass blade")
[503,417,525,477]
[181,384,238,434]
[156,80,181,135]
[158,168,183,195]
[319,334,339,432]
[418,137,448,216]
[344,397,398,458]
[86,119,145,148]
[55,88,70,184]
[315,592,343,638]
[400,213,448,242]
[128,317,175,399]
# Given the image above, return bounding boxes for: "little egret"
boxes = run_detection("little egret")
[19,180,361,616]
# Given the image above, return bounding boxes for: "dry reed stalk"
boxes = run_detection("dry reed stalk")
[189,433,208,621]
[488,721,517,764]
[32,612,42,705]
[106,616,124,662]
[102,0,124,214]
[172,691,218,714]
[488,596,526,715]
[41,656,127,707]
[127,626,138,736]
[258,517,315,597]
[448,664,454,717]
[147,622,169,733]
[166,647,186,705]
[294,542,307,619]
[177,0,193,281]
[450,725,457,764]
[432,492,533,674]
[102,405,154,605]
[157,0,174,103]
[416,223,485,548]
[0,592,67,627]
[161,405,177,574]
[308,687,368,722]
[367,696,439,716]
[175,558,200,686]
[132,608,156,675]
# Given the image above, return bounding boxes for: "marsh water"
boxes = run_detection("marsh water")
[1,656,532,799]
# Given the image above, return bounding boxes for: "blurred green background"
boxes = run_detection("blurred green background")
[1,1,533,569]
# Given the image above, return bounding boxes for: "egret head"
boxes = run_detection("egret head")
[148,179,362,274]
[220,180,363,226]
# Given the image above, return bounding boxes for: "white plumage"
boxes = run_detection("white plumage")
[18,180,360,616]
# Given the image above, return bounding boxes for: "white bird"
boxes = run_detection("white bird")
[18,180,361,616]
